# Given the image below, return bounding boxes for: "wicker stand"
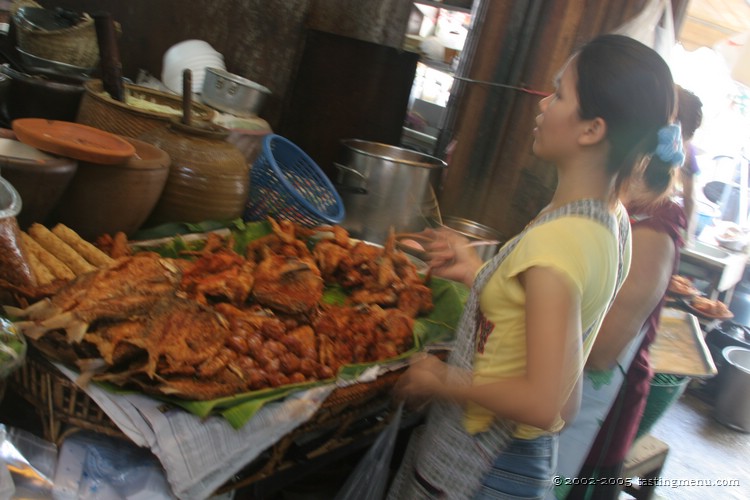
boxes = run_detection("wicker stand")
[9,350,123,443]
[7,348,418,495]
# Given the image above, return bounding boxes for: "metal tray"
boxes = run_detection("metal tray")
[650,307,718,378]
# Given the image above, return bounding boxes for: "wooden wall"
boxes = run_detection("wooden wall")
[35,0,412,127]
[30,0,689,239]
[438,0,690,239]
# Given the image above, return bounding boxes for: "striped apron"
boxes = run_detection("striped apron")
[387,199,630,500]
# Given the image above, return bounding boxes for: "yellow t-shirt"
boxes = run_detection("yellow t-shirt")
[463,211,631,438]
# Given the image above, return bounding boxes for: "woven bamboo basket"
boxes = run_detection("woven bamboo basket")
[9,346,411,448]
[9,350,123,443]
[76,80,216,138]
[14,13,100,68]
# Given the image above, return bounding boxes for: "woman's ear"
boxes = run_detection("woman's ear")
[579,117,607,146]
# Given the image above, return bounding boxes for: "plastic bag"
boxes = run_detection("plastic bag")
[53,431,174,500]
[0,316,26,379]
[0,424,57,499]
[334,402,404,500]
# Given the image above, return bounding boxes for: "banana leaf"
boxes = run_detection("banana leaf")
[162,274,466,428]
[118,220,468,428]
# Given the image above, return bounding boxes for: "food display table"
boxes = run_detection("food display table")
[6,347,431,498]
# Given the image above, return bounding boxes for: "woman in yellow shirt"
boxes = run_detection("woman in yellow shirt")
[387,34,680,499]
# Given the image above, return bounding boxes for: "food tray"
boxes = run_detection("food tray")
[650,307,718,378]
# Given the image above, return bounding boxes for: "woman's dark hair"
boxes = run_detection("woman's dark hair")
[574,34,676,198]
[676,85,703,141]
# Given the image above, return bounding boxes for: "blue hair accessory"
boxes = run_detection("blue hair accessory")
[654,123,685,166]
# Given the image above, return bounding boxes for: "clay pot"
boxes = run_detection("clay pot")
[139,120,248,225]
[49,137,170,240]
[217,114,273,168]
[0,137,78,228]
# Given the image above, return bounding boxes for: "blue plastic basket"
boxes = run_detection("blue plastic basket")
[244,134,344,227]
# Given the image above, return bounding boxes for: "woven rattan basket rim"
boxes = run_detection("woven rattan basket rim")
[83,79,215,122]
[11,349,123,439]
[15,14,94,36]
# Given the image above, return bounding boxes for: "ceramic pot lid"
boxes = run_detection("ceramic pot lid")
[11,118,135,165]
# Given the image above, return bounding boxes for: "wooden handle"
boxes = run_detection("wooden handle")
[182,69,193,126]
[93,13,124,102]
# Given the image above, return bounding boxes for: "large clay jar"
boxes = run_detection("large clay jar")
[139,120,248,225]
[49,138,170,240]
[0,137,78,229]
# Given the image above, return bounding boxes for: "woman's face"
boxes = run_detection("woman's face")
[532,59,586,162]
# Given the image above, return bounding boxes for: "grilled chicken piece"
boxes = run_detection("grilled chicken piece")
[180,249,255,306]
[314,304,415,369]
[252,253,323,314]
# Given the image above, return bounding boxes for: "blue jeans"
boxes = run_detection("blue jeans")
[474,433,559,499]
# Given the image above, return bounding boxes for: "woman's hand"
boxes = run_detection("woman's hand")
[421,228,483,286]
[393,354,449,408]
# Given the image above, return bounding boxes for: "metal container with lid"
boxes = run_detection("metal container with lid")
[201,67,271,117]
[334,139,445,244]
[441,216,505,261]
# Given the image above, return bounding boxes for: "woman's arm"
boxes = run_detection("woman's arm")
[395,265,582,430]
[586,226,675,371]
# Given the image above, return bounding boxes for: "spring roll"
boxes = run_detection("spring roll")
[20,232,75,280]
[23,245,55,285]
[27,224,96,275]
[51,224,114,267]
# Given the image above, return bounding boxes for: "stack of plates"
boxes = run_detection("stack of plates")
[161,39,226,95]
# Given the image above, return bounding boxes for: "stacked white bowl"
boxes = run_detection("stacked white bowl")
[161,39,226,95]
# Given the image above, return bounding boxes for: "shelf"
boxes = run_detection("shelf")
[401,126,438,154]
[414,0,472,14]
[418,58,455,75]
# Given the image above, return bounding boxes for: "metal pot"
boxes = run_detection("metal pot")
[201,67,270,117]
[441,216,504,261]
[715,346,750,431]
[334,139,446,244]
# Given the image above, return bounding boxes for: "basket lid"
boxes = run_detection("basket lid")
[12,118,135,165]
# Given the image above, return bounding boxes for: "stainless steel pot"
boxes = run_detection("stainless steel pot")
[334,139,446,244]
[441,216,504,261]
[715,346,750,431]
[201,67,270,117]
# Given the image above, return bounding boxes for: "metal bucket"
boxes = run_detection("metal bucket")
[442,216,504,261]
[715,346,750,432]
[334,139,446,244]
